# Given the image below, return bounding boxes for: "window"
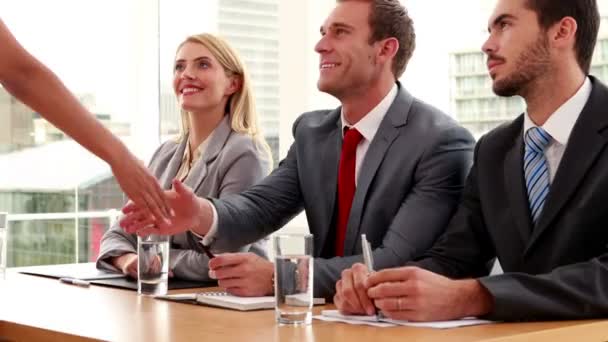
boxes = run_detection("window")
[3,0,608,267]
[438,2,608,139]
[0,0,160,266]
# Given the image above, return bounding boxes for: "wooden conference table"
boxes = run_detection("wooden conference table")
[0,273,607,342]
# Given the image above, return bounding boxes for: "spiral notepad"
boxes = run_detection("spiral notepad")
[196,292,276,311]
[156,291,325,311]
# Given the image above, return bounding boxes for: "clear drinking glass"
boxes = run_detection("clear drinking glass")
[0,212,7,280]
[137,234,170,295]
[273,234,314,325]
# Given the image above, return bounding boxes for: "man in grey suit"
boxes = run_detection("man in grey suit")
[122,0,474,298]
[336,0,608,321]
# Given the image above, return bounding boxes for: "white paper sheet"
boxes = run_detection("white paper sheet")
[314,310,495,329]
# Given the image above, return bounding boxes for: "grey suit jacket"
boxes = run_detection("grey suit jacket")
[203,83,475,298]
[415,76,608,321]
[96,116,271,281]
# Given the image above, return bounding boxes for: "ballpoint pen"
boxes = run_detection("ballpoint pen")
[361,234,375,272]
[191,230,215,259]
[201,244,215,259]
[59,277,90,287]
[361,234,384,320]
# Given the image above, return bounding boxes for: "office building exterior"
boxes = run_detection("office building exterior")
[450,13,608,139]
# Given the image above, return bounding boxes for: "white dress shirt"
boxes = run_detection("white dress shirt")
[341,84,398,184]
[201,84,399,246]
[523,77,591,182]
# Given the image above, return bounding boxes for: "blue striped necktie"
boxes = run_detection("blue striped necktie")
[523,127,552,225]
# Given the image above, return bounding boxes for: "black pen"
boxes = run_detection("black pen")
[201,244,215,259]
[192,229,215,259]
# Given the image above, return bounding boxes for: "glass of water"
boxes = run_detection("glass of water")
[137,234,170,296]
[0,212,7,280]
[274,234,313,325]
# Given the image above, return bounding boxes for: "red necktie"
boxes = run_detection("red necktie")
[335,127,363,256]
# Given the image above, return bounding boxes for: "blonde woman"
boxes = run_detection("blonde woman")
[97,33,272,281]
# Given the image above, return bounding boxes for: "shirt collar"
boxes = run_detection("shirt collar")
[183,130,214,166]
[341,83,398,141]
[524,77,592,145]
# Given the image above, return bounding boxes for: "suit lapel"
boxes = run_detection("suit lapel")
[526,78,608,253]
[343,85,412,254]
[159,139,188,190]
[184,115,232,192]
[502,116,533,243]
[316,109,342,256]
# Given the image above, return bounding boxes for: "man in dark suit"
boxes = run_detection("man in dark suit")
[121,0,474,299]
[335,0,608,321]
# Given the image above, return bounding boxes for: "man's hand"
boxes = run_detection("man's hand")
[112,253,138,279]
[119,179,213,237]
[208,253,274,297]
[365,266,493,322]
[334,263,376,315]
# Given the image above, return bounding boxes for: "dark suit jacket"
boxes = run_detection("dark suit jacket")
[416,76,608,320]
[206,82,475,298]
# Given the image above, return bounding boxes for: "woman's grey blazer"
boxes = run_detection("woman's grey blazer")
[96,116,271,281]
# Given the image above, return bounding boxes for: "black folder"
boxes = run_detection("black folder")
[17,262,216,290]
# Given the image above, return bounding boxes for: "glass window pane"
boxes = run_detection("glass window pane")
[0,0,160,215]
[0,0,158,267]
[78,217,114,263]
[7,219,76,267]
[6,215,115,267]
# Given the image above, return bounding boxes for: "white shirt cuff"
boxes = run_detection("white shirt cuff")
[189,201,219,247]
[201,202,219,246]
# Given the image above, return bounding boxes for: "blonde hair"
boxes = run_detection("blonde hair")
[175,33,272,163]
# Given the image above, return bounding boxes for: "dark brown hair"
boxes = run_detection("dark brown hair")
[525,0,600,73]
[338,0,416,78]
